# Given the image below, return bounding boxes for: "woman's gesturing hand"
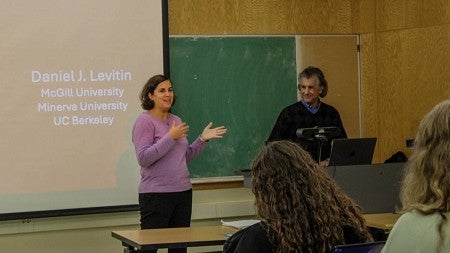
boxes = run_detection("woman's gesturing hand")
[200,122,227,142]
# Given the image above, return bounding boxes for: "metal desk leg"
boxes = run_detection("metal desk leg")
[122,242,137,253]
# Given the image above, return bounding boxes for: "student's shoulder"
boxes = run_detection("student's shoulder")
[387,210,434,237]
[243,222,267,235]
[225,223,265,244]
[223,223,272,253]
[396,210,445,226]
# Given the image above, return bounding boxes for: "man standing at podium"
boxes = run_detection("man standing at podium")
[267,66,347,166]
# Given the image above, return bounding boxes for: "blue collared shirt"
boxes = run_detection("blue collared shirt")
[301,100,321,114]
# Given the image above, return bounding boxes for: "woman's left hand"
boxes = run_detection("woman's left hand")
[200,122,227,142]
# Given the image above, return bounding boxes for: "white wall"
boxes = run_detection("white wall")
[0,188,256,253]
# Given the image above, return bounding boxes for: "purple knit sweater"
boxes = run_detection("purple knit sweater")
[132,112,207,193]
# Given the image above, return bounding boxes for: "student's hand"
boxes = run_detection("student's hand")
[168,121,189,140]
[319,159,330,167]
[200,122,227,142]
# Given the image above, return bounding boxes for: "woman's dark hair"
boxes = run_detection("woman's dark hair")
[140,74,176,110]
[252,140,372,252]
[298,66,328,98]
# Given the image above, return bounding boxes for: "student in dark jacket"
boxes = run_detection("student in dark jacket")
[223,140,372,253]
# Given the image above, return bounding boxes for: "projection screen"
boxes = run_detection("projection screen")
[0,0,168,220]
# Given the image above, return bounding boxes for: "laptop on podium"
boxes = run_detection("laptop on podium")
[331,241,385,253]
[328,137,377,166]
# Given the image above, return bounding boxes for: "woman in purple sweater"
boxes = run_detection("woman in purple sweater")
[132,74,227,253]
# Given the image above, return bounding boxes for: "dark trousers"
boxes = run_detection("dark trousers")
[139,189,192,253]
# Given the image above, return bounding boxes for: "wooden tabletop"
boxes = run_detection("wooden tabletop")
[363,213,402,230]
[112,214,401,251]
[112,225,238,251]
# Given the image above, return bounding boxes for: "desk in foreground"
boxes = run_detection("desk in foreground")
[112,225,237,252]
[363,213,402,241]
[112,214,401,252]
[363,213,401,230]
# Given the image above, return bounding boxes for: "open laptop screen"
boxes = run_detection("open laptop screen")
[332,241,386,253]
[328,138,377,166]
[332,241,385,253]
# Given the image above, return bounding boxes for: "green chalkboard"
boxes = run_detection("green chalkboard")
[169,36,297,178]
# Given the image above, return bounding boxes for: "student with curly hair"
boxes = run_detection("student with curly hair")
[223,140,372,253]
[382,99,450,253]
